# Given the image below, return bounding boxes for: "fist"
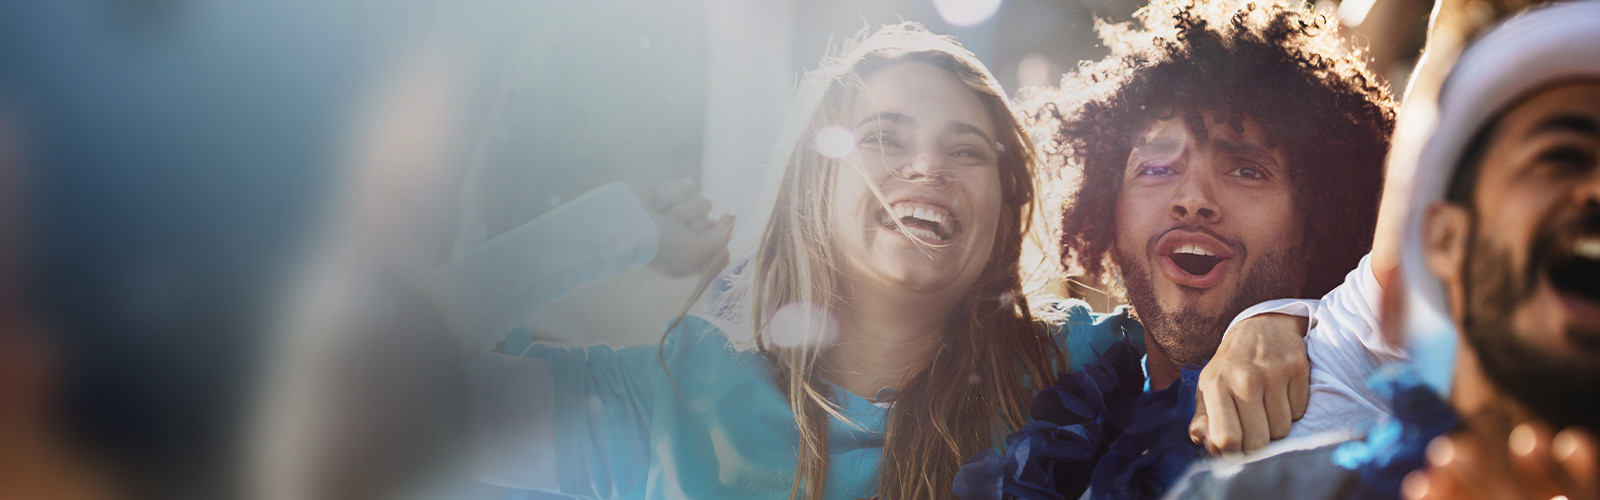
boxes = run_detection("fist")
[630,179,733,278]
[1191,312,1311,454]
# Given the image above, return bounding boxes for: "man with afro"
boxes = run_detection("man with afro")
[1032,0,1396,454]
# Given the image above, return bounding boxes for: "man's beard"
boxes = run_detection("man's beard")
[1114,233,1302,366]
[1459,211,1600,434]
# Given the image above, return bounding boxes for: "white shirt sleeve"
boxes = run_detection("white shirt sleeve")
[1225,299,1318,336]
[1284,253,1409,438]
[434,182,660,351]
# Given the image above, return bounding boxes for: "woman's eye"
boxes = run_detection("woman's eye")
[1229,164,1266,179]
[952,146,991,161]
[859,132,902,150]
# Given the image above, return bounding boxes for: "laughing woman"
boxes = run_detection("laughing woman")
[463,23,1137,499]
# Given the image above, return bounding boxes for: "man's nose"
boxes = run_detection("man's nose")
[1170,173,1220,224]
[1579,163,1600,205]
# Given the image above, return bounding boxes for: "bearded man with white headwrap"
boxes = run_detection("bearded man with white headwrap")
[1166,2,1600,498]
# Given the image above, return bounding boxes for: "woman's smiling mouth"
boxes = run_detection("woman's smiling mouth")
[877,200,961,243]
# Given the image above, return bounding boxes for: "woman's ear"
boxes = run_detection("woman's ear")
[1422,202,1472,286]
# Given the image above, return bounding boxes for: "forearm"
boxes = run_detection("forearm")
[435,182,659,350]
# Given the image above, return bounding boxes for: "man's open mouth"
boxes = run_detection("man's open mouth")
[1548,235,1600,303]
[878,201,959,243]
[1169,244,1222,276]
[1154,230,1236,288]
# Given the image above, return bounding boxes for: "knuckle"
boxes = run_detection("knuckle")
[1213,435,1238,451]
[1233,380,1263,398]
[1287,356,1309,370]
[1223,369,1255,387]
[1226,366,1255,381]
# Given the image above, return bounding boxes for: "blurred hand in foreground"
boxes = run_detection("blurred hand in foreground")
[631,179,733,278]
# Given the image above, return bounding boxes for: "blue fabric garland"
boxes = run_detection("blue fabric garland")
[1330,367,1459,500]
[955,340,1206,500]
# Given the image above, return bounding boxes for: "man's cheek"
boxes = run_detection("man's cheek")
[1114,205,1151,250]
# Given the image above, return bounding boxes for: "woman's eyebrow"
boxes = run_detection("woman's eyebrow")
[944,121,995,145]
[858,111,915,128]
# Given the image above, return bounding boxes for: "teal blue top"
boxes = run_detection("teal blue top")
[502,299,1143,499]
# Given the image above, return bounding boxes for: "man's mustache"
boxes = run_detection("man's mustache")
[1525,203,1600,293]
[1144,224,1245,256]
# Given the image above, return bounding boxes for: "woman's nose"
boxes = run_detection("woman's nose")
[899,150,951,185]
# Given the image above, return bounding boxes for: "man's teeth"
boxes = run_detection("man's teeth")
[1576,236,1600,260]
[1173,244,1217,257]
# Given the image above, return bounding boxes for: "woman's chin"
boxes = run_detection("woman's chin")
[841,238,985,298]
[862,263,973,296]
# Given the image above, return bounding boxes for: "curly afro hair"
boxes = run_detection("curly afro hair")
[1030,0,1395,299]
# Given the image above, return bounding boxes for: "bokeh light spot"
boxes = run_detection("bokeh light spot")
[815,126,856,159]
[935,0,1003,27]
[1016,53,1052,89]
[765,302,839,348]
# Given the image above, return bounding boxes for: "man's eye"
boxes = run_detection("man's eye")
[1136,164,1175,176]
[1537,147,1595,171]
[1229,165,1266,179]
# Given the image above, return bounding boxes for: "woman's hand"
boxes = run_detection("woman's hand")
[630,179,733,278]
[1405,424,1599,500]
[1189,313,1311,454]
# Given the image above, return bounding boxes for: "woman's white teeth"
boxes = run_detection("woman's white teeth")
[910,206,944,226]
[889,202,953,239]
[1576,236,1600,260]
[1173,244,1217,257]
[901,225,943,241]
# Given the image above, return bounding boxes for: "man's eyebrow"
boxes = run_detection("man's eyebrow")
[1214,137,1279,167]
[858,112,914,127]
[944,121,995,145]
[1527,113,1600,139]
[1125,137,1182,171]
